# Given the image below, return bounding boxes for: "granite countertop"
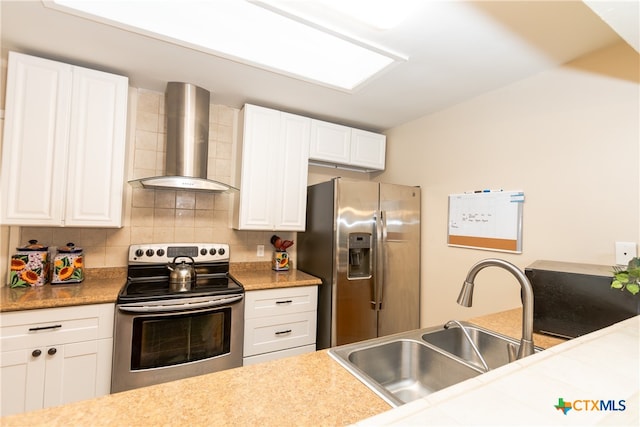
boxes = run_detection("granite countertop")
[230,262,322,291]
[0,308,572,426]
[0,268,126,312]
[0,349,390,426]
[469,308,566,349]
[1,264,321,312]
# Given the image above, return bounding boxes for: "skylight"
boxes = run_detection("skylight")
[46,0,402,91]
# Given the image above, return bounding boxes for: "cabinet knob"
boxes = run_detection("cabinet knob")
[32,349,42,357]
[48,348,57,356]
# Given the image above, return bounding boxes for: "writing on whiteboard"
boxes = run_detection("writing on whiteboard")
[448,191,524,240]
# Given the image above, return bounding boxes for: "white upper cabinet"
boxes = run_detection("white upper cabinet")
[0,52,128,227]
[309,120,351,164]
[309,119,386,171]
[233,104,310,231]
[350,128,386,170]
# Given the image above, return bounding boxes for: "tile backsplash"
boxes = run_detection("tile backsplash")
[13,88,293,269]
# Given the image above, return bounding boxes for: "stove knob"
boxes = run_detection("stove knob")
[200,248,207,256]
[157,249,165,257]
[209,248,217,255]
[146,249,155,257]
[218,248,225,256]
[135,249,144,257]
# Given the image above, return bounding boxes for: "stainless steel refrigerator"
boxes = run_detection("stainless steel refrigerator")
[297,178,421,349]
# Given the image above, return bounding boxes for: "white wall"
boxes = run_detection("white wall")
[380,42,640,327]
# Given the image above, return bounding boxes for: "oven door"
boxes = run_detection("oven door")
[112,294,244,393]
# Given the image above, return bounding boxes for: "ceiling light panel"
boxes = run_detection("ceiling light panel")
[46,0,398,90]
[291,0,423,30]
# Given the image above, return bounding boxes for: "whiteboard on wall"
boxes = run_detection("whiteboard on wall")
[447,190,524,253]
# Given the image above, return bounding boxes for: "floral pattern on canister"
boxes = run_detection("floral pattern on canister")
[52,254,84,284]
[10,253,50,288]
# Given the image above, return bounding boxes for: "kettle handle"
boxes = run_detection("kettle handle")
[167,256,195,270]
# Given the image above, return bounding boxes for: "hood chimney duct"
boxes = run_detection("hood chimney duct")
[129,82,237,192]
[166,82,209,178]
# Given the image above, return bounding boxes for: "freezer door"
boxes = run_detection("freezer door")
[335,179,379,346]
[377,183,421,337]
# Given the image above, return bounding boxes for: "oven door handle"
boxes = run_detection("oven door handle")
[118,295,244,313]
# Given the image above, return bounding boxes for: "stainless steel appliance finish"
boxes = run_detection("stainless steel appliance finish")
[457,258,535,360]
[128,83,237,192]
[329,322,543,406]
[112,243,244,393]
[297,178,421,349]
[166,82,209,179]
[167,256,197,292]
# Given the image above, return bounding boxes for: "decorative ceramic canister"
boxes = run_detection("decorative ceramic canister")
[10,240,50,288]
[52,243,84,284]
[272,251,289,271]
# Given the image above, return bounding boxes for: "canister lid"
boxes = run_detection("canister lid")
[17,239,48,251]
[58,242,83,253]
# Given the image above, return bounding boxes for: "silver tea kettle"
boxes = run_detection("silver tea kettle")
[167,256,196,292]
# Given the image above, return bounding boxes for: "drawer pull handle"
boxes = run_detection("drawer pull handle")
[275,329,292,336]
[29,324,62,332]
[32,349,42,357]
[275,300,293,305]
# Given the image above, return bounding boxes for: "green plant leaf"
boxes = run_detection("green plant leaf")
[627,267,640,277]
[626,283,640,295]
[628,257,640,270]
[614,272,630,283]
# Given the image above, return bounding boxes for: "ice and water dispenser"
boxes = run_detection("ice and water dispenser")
[348,233,371,279]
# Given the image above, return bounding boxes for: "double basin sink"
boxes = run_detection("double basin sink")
[328,322,542,407]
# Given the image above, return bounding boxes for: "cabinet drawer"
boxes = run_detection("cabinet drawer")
[0,304,114,352]
[245,286,317,319]
[243,311,316,357]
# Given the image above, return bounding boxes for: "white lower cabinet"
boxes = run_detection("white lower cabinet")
[243,286,317,366]
[0,304,114,417]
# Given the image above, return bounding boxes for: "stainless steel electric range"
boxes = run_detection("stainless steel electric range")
[111,243,244,393]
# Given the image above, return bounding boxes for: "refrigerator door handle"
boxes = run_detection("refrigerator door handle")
[371,212,382,310]
[370,214,380,310]
[377,210,388,309]
[372,211,386,311]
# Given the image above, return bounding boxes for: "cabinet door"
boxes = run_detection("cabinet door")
[43,340,109,408]
[0,52,72,225]
[0,304,114,416]
[309,119,351,164]
[0,349,46,416]
[65,67,128,227]
[274,113,310,231]
[350,129,386,170]
[235,105,281,229]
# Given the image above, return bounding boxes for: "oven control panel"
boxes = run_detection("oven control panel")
[128,243,230,264]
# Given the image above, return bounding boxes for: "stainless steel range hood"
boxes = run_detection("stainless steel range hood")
[129,82,237,192]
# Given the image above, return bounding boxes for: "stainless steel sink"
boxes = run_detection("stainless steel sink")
[344,339,482,406]
[421,323,543,371]
[329,322,543,407]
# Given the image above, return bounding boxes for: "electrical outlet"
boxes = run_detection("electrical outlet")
[615,242,637,265]
[257,244,265,257]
